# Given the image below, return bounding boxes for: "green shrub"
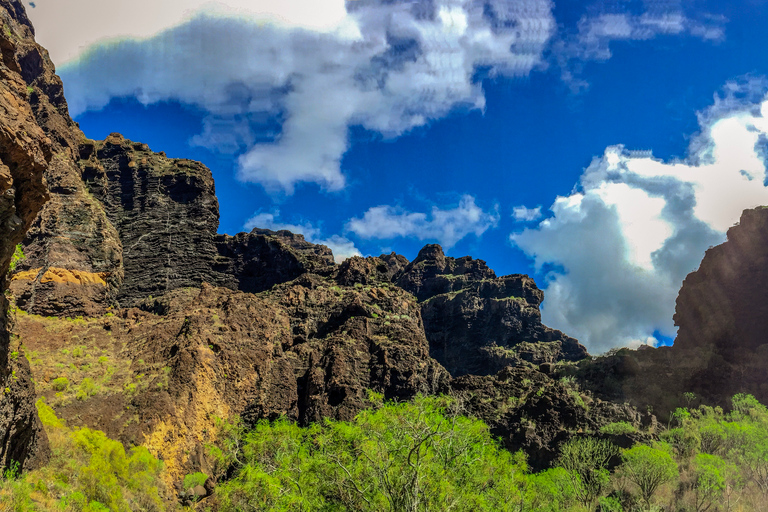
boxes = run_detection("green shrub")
[51,377,69,391]
[600,421,638,436]
[183,471,208,491]
[8,244,24,272]
[213,395,533,512]
[76,378,98,400]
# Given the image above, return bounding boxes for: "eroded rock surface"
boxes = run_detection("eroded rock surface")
[18,267,448,482]
[396,245,587,376]
[0,0,53,471]
[579,207,768,420]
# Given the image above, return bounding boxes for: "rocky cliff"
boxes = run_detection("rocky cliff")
[0,0,57,470]
[579,206,768,419]
[0,0,651,488]
[395,244,587,376]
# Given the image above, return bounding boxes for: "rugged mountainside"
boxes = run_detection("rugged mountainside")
[5,0,768,499]
[579,206,768,420]
[0,0,68,470]
[395,244,587,376]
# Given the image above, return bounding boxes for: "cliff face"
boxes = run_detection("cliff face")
[0,0,56,470]
[580,207,768,419]
[395,245,587,376]
[0,0,648,486]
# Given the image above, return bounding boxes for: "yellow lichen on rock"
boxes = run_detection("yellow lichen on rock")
[12,267,108,286]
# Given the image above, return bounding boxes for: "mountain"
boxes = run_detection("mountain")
[578,206,768,419]
[1,0,768,505]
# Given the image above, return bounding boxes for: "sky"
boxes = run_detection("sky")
[23,0,768,353]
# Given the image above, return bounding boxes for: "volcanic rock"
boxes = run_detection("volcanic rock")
[395,244,587,376]
[0,0,53,471]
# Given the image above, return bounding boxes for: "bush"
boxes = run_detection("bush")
[76,378,99,400]
[213,395,533,512]
[600,421,638,436]
[51,377,69,391]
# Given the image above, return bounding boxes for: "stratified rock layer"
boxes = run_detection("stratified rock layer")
[79,134,220,306]
[0,0,52,471]
[396,245,587,376]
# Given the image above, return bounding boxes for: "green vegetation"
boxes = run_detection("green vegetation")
[600,421,638,436]
[9,244,24,272]
[0,400,168,510]
[210,394,539,511]
[206,394,768,511]
[2,389,768,511]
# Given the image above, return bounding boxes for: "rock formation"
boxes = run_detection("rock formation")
[395,244,587,376]
[0,0,650,488]
[579,206,768,419]
[0,0,58,470]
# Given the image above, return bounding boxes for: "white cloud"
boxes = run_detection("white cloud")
[512,205,543,222]
[555,6,726,90]
[26,0,351,66]
[511,80,768,353]
[347,195,499,249]
[244,211,361,263]
[57,0,555,193]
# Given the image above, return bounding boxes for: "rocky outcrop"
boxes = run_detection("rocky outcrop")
[579,207,768,419]
[450,366,652,471]
[395,245,587,376]
[0,0,54,471]
[78,134,219,306]
[7,2,122,318]
[17,264,448,482]
[213,228,334,294]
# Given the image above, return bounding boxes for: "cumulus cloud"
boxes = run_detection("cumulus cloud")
[244,211,361,262]
[26,0,351,65]
[60,0,555,193]
[347,195,499,249]
[512,205,542,222]
[511,80,768,353]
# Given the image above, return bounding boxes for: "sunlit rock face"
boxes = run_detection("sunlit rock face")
[0,0,56,471]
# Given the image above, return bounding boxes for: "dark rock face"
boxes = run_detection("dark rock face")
[579,207,768,420]
[0,0,53,471]
[213,228,334,294]
[396,245,587,376]
[450,367,650,471]
[673,207,768,356]
[78,134,220,306]
[17,271,448,481]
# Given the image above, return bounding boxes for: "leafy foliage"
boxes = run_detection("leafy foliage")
[0,399,169,511]
[212,394,556,512]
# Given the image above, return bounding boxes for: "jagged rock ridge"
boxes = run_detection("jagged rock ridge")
[395,244,587,376]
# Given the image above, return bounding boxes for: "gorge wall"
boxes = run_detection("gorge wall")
[0,0,59,470]
[579,206,768,419]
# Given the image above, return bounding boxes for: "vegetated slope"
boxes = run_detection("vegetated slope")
[579,206,768,420]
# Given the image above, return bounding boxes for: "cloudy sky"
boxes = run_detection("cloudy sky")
[25,0,768,353]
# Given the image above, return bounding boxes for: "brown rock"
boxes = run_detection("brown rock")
[396,244,587,376]
[0,0,53,471]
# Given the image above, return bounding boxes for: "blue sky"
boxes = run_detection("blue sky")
[25,0,768,352]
